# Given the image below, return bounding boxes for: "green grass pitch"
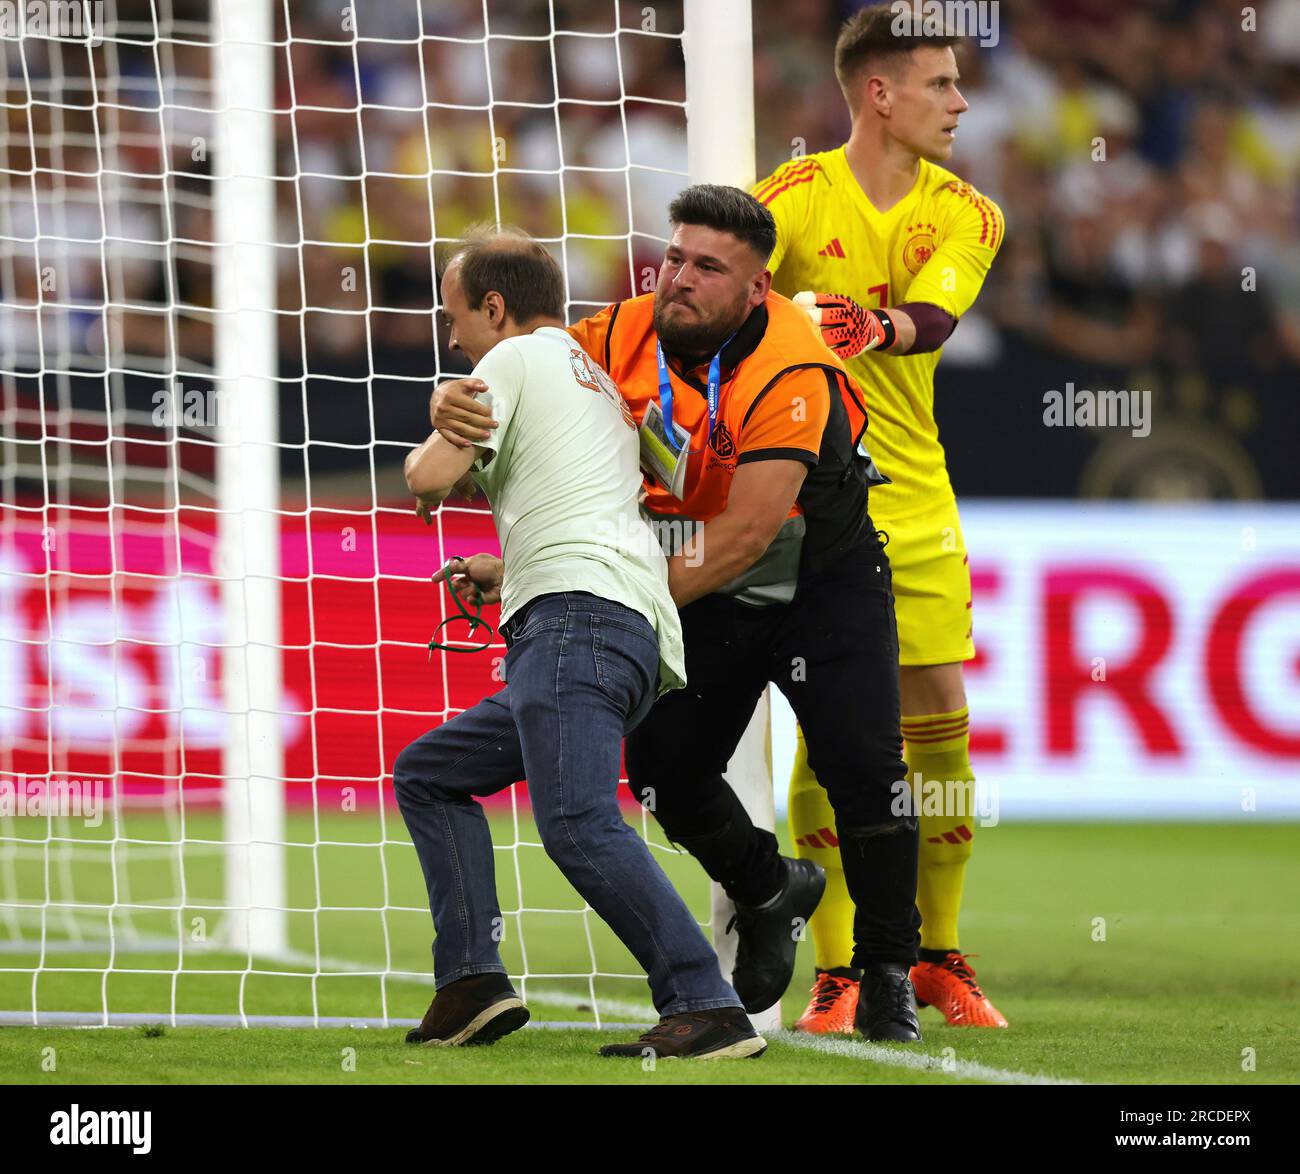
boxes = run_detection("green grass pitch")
[1,808,1297,1084]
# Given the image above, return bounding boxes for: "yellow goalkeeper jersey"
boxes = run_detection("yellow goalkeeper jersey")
[754,148,1004,517]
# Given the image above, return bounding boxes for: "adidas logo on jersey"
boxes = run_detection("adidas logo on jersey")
[817,238,846,258]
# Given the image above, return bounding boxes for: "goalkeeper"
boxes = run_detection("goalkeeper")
[753,6,1006,1031]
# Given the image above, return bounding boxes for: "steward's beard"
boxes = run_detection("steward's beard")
[652,289,748,362]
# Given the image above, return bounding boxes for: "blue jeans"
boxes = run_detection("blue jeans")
[392,591,740,1017]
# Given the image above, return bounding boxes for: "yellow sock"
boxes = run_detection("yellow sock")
[787,725,855,972]
[902,707,975,952]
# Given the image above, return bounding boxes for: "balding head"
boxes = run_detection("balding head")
[442,225,565,325]
[439,225,566,364]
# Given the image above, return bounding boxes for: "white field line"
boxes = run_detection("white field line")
[510,992,1081,1083]
[523,989,654,1022]
[0,1011,645,1031]
[770,1029,1081,1085]
[484,989,1083,1085]
[295,949,657,1011]
[278,947,658,1025]
[0,939,1080,1081]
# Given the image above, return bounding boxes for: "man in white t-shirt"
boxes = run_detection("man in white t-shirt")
[394,227,762,1060]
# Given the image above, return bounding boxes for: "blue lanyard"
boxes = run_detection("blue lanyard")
[655,333,735,454]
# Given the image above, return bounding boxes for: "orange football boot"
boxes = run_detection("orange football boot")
[792,968,860,1034]
[909,952,1008,1028]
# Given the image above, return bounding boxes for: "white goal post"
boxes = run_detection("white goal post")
[0,0,776,1031]
[213,0,287,965]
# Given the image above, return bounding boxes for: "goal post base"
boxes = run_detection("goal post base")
[713,692,783,1033]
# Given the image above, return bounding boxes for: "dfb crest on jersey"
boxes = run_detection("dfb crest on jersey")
[709,420,736,460]
[902,222,938,275]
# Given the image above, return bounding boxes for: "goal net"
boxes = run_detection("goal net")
[0,0,769,1030]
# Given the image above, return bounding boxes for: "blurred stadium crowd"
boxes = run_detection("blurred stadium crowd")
[3,0,1297,497]
[284,0,1300,496]
[248,0,1300,498]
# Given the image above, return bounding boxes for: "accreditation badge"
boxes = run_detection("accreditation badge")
[639,398,691,499]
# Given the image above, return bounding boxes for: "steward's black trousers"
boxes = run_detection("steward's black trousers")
[624,534,922,968]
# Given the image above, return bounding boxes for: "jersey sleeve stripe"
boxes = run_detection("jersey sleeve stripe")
[971,195,990,245]
[943,179,1004,248]
[946,179,1003,249]
[753,159,816,201]
[755,160,821,205]
[973,193,1001,250]
[983,198,1004,251]
[758,171,817,206]
[752,167,808,203]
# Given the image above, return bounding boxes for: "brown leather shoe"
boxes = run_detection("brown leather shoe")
[405,972,529,1046]
[598,1007,766,1060]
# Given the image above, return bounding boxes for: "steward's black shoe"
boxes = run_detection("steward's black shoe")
[405,972,529,1046]
[855,962,923,1043]
[728,856,826,1014]
[598,1007,766,1060]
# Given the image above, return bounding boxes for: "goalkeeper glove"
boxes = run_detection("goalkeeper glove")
[794,291,897,359]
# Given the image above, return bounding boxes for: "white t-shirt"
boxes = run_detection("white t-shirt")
[469,326,685,695]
